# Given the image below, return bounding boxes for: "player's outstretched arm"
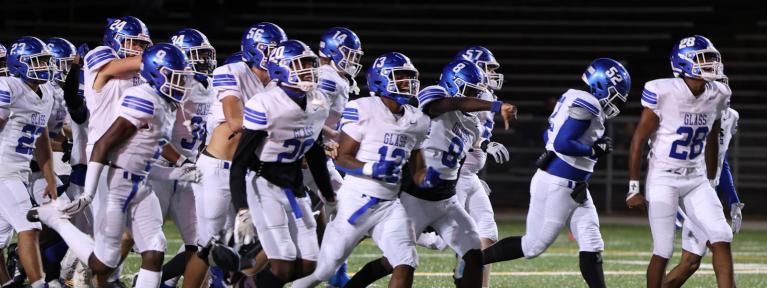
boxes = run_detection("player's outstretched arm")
[229,128,267,211]
[305,134,336,203]
[705,119,721,180]
[93,56,142,91]
[423,98,517,129]
[33,128,58,200]
[627,108,659,209]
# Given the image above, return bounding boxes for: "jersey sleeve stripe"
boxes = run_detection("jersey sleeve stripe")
[124,96,153,106]
[213,74,235,80]
[212,81,238,87]
[123,99,153,111]
[641,89,658,104]
[84,49,113,63]
[0,90,10,97]
[244,107,265,117]
[319,79,336,92]
[244,115,267,125]
[572,98,599,116]
[85,50,117,69]
[342,114,359,121]
[122,102,154,115]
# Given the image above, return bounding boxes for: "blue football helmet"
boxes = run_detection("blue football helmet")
[103,16,152,58]
[224,52,244,65]
[319,27,363,77]
[438,60,487,98]
[0,43,8,77]
[581,58,631,119]
[367,52,420,105]
[47,37,76,83]
[455,46,503,90]
[267,40,319,92]
[670,35,723,82]
[241,22,287,70]
[7,36,53,83]
[170,28,216,78]
[140,43,192,102]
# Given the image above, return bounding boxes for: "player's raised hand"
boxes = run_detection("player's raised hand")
[484,141,510,164]
[731,202,744,233]
[234,209,256,246]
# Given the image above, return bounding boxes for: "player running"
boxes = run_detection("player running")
[482,58,631,288]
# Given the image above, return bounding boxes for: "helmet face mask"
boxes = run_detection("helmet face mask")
[671,35,725,83]
[140,43,192,103]
[22,53,53,82]
[158,66,193,101]
[268,40,320,92]
[334,45,363,77]
[686,49,722,82]
[479,61,503,90]
[118,35,152,57]
[453,77,487,98]
[0,45,8,77]
[600,86,627,119]
[385,69,420,101]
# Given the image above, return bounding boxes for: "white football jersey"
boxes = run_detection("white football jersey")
[243,86,330,163]
[642,78,730,170]
[339,96,431,200]
[109,84,175,176]
[417,85,482,180]
[0,77,54,180]
[83,46,143,153]
[544,89,606,172]
[40,82,68,138]
[208,61,267,127]
[316,64,350,132]
[714,107,738,183]
[170,80,213,160]
[462,90,496,174]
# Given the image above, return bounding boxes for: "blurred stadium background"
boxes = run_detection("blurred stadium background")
[2,0,764,216]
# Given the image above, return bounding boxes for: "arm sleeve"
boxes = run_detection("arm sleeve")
[305,134,335,200]
[719,157,741,204]
[243,97,269,131]
[553,116,592,156]
[211,66,243,101]
[117,94,155,128]
[63,63,89,124]
[641,82,659,115]
[230,129,267,211]
[0,79,12,120]
[83,46,118,72]
[340,101,363,141]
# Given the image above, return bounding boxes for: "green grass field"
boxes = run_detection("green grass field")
[124,219,767,287]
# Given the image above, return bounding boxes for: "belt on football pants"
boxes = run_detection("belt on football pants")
[663,167,699,176]
[347,195,388,225]
[283,188,303,218]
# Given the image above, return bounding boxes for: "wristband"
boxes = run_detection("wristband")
[490,101,502,113]
[175,155,188,167]
[627,180,640,200]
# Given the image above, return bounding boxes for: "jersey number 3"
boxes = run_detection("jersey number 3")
[669,126,708,160]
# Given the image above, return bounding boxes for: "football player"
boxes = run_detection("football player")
[0,36,59,288]
[345,59,516,288]
[30,43,193,288]
[229,40,336,286]
[627,35,735,288]
[0,43,7,77]
[292,52,431,288]
[483,58,631,288]
[184,22,286,288]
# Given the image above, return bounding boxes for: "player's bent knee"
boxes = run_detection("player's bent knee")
[707,226,733,244]
[140,250,165,270]
[522,237,550,259]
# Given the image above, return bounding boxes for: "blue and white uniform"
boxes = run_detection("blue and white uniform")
[243,86,329,261]
[642,78,732,259]
[0,77,54,247]
[400,85,484,257]
[521,89,606,258]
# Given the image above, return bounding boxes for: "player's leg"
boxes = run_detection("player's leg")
[645,175,679,288]
[129,191,168,288]
[0,219,13,285]
[182,155,231,288]
[569,191,606,288]
[162,181,198,285]
[250,177,297,286]
[681,180,734,287]
[663,209,706,287]
[292,196,319,279]
[431,196,483,288]
[370,200,417,288]
[0,179,46,286]
[461,174,498,287]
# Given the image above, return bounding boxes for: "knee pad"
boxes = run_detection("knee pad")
[522,236,550,259]
[652,240,674,259]
[706,223,733,244]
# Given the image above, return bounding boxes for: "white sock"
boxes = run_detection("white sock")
[134,268,161,288]
[52,220,94,264]
[29,279,46,288]
[108,262,124,282]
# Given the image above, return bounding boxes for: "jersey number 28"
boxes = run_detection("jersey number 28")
[669,126,708,160]
[16,124,44,155]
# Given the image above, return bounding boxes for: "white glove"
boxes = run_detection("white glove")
[730,203,744,233]
[478,179,491,196]
[60,162,103,215]
[709,179,719,189]
[485,142,510,164]
[323,200,338,222]
[234,209,256,246]
[169,164,201,183]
